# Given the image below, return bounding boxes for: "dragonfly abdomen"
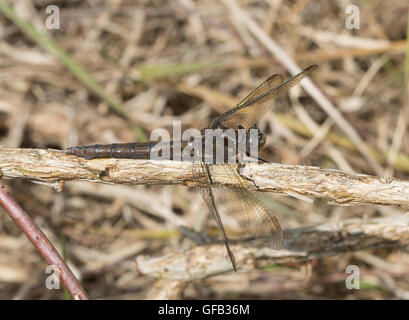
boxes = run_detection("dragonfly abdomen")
[65,142,155,160]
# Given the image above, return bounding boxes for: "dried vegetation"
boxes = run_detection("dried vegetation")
[0,0,408,299]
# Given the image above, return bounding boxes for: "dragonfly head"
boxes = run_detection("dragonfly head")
[257,131,266,150]
[248,126,266,152]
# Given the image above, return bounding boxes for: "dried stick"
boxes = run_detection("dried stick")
[136,216,409,281]
[1,148,409,208]
[0,181,89,300]
[145,279,187,300]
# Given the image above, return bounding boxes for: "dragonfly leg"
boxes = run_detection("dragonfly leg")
[248,155,269,163]
[178,226,212,245]
[210,199,237,272]
[203,164,237,272]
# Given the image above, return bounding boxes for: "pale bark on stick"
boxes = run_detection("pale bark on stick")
[145,279,187,300]
[1,148,409,208]
[136,216,409,281]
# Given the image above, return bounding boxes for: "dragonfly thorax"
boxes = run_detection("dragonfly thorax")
[197,125,265,164]
[248,126,266,151]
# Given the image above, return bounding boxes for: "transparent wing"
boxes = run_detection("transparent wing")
[217,187,283,248]
[192,162,237,271]
[213,164,283,248]
[209,73,283,129]
[209,65,317,129]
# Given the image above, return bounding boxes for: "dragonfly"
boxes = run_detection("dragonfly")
[66,65,317,271]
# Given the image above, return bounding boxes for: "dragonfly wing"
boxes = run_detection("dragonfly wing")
[209,73,283,129]
[217,187,283,248]
[192,163,237,271]
[199,186,237,270]
[210,65,317,129]
[214,164,283,248]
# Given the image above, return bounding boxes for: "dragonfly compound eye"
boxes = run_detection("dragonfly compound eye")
[258,132,266,149]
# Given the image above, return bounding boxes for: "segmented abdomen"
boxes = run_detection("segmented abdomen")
[65,142,155,160]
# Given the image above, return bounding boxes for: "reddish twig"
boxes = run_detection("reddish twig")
[0,182,89,300]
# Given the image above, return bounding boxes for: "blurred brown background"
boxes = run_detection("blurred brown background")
[0,0,408,299]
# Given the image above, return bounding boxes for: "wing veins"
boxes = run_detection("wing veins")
[209,65,317,129]
[195,163,237,271]
[216,164,283,248]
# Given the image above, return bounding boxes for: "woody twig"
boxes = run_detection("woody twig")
[1,148,409,208]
